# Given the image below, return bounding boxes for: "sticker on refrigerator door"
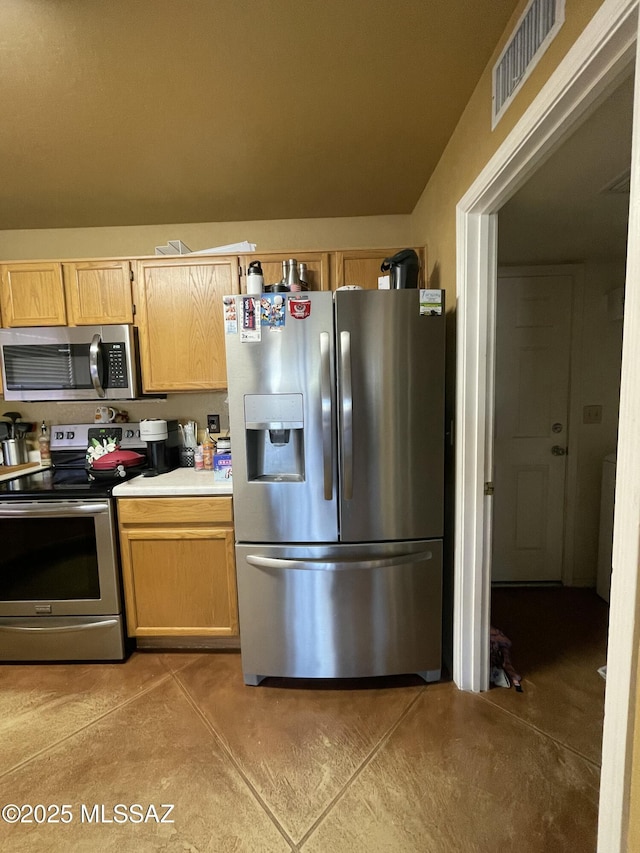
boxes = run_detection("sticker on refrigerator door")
[288,296,311,319]
[223,296,238,334]
[420,289,443,316]
[260,294,286,329]
[241,296,261,342]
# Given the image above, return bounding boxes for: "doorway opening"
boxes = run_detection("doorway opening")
[492,67,631,614]
[487,72,632,765]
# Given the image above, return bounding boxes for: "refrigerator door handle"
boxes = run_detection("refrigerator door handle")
[339,330,353,500]
[246,551,433,573]
[320,331,333,500]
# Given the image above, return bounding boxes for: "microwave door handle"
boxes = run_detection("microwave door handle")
[89,334,106,398]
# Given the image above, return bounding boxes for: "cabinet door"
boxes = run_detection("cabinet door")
[242,252,331,292]
[135,257,240,391]
[334,247,426,291]
[0,262,67,326]
[64,260,133,325]
[119,525,238,637]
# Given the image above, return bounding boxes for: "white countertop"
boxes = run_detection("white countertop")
[112,467,233,497]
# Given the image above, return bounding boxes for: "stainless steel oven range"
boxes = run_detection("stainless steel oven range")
[0,423,146,662]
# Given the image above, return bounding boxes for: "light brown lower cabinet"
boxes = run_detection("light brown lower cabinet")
[117,497,238,638]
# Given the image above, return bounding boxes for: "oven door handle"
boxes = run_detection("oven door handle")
[0,502,109,516]
[0,619,119,634]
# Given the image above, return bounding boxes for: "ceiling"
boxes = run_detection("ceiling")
[498,70,634,264]
[0,0,520,231]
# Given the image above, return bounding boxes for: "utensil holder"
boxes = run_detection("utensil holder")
[2,438,29,466]
[179,447,195,468]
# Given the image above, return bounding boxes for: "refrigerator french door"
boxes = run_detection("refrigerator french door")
[225,290,445,685]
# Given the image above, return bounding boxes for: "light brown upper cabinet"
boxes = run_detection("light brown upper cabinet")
[0,259,134,327]
[333,247,427,291]
[242,252,331,292]
[0,261,67,326]
[63,260,133,325]
[135,256,240,392]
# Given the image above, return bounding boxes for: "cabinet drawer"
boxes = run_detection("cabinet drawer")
[118,497,233,525]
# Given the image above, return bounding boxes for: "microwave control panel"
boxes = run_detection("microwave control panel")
[104,343,129,388]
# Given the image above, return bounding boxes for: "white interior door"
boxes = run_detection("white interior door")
[492,272,573,582]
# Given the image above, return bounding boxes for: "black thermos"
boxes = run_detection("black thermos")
[381,248,420,289]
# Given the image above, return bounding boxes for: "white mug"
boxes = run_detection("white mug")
[94,406,117,424]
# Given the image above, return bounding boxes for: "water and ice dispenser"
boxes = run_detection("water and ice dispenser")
[244,394,305,481]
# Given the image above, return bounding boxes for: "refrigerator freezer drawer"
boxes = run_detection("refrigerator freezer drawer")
[235,540,442,684]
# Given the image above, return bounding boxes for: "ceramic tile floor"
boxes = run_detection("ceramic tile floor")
[0,587,607,852]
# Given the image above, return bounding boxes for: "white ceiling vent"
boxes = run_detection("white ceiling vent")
[492,0,565,128]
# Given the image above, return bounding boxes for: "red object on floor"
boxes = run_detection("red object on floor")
[490,626,523,690]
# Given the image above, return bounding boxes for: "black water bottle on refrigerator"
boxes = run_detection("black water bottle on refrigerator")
[381,248,420,288]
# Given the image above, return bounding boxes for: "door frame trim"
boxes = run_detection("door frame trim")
[453,1,639,850]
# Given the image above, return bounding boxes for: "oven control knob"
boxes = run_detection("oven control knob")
[66,431,75,439]
[54,431,64,440]
[125,429,134,438]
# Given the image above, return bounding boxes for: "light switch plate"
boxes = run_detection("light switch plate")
[583,404,603,424]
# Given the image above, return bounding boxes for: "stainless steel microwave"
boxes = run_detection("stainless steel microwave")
[0,325,142,402]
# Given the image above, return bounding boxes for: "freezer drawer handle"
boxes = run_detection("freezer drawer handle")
[339,330,353,500]
[0,619,119,634]
[320,331,333,500]
[246,551,433,573]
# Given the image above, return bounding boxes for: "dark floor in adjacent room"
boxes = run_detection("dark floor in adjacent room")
[0,587,608,852]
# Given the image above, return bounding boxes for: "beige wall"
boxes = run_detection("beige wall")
[409,0,606,301]
[572,261,625,584]
[0,215,412,261]
[13,393,231,455]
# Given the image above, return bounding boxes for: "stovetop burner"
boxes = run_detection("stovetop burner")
[0,423,148,500]
[0,469,124,498]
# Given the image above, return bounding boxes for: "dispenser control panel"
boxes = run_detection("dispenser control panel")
[244,394,304,430]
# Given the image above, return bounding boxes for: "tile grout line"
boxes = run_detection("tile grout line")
[296,686,428,849]
[0,671,175,782]
[475,690,603,772]
[155,653,207,678]
[170,669,299,853]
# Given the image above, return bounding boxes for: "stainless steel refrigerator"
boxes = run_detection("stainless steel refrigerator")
[224,289,445,685]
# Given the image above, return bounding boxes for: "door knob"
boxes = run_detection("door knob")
[551,445,567,456]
